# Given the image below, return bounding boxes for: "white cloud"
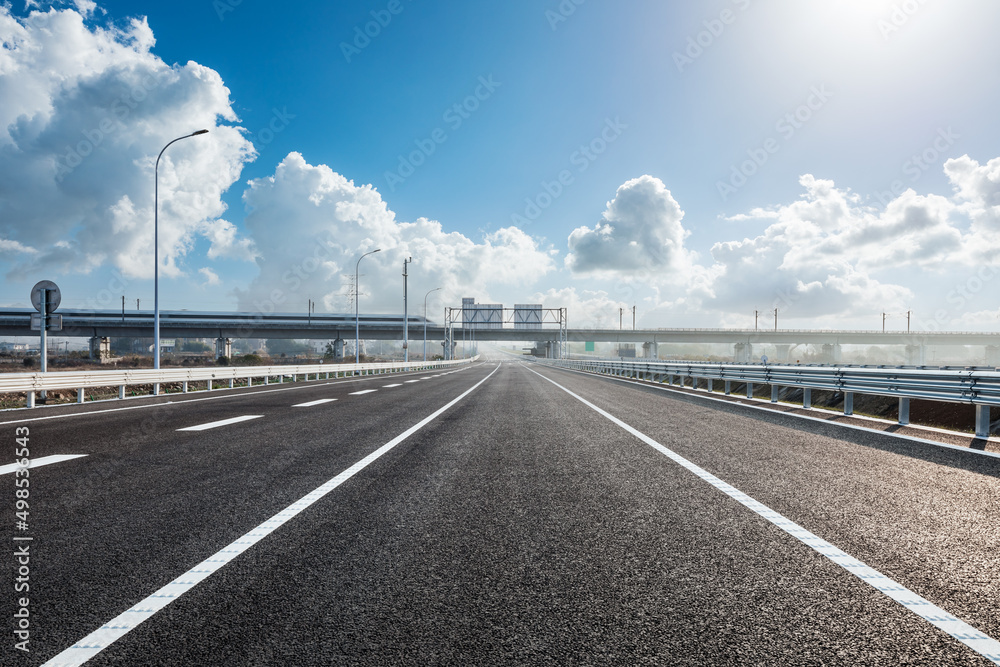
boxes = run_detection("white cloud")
[234,152,556,316]
[0,6,255,283]
[197,267,221,286]
[565,175,692,280]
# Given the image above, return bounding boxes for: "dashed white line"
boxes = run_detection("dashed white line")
[42,364,501,667]
[348,389,378,396]
[382,384,403,388]
[528,366,1000,666]
[292,399,338,408]
[176,415,263,432]
[404,380,420,384]
[0,454,87,476]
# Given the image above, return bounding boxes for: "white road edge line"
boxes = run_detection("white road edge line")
[176,415,263,432]
[0,454,87,476]
[292,399,338,408]
[42,363,502,667]
[527,366,1000,666]
[549,364,1000,460]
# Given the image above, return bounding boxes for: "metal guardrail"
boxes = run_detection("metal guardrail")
[548,359,999,438]
[0,357,478,409]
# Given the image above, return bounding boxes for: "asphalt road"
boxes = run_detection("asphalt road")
[2,360,999,666]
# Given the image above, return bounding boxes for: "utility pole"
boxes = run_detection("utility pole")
[907,310,911,332]
[773,308,778,331]
[755,310,759,331]
[883,312,887,333]
[619,307,623,330]
[632,305,636,330]
[403,257,412,366]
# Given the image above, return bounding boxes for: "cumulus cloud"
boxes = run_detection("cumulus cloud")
[0,6,255,283]
[235,152,556,316]
[565,175,692,279]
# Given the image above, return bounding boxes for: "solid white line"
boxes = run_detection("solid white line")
[348,389,377,395]
[527,366,1000,666]
[553,365,1000,460]
[292,399,337,408]
[176,415,263,432]
[42,363,500,667]
[0,454,87,476]
[382,384,403,388]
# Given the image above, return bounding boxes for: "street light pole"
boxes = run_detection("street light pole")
[154,129,208,379]
[355,248,381,364]
[403,257,412,366]
[423,287,442,362]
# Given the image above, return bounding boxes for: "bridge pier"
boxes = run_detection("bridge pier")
[89,336,111,362]
[332,337,345,360]
[774,344,792,363]
[215,337,232,360]
[904,344,925,366]
[642,341,658,359]
[986,346,1000,367]
[734,343,753,363]
[821,344,842,364]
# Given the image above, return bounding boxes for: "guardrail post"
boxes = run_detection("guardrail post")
[264,375,270,385]
[27,392,35,408]
[975,405,990,438]
[208,379,214,391]
[844,392,853,416]
[153,383,160,396]
[746,382,753,399]
[803,388,811,409]
[182,381,189,393]
[724,380,731,395]
[771,385,778,403]
[77,388,85,404]
[706,378,713,393]
[229,378,234,389]
[898,397,910,425]
[119,385,125,400]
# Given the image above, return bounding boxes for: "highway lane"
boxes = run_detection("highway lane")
[1,363,490,665]
[3,360,999,665]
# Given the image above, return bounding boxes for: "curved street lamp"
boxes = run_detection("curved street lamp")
[154,129,208,379]
[423,287,442,362]
[355,248,381,364]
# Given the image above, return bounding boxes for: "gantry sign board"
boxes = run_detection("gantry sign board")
[30,280,62,331]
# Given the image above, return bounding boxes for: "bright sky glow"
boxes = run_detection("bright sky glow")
[1,0,999,333]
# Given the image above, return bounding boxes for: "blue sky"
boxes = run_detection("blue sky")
[3,0,1000,332]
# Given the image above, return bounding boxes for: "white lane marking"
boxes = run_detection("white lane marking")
[555,366,1000,459]
[176,415,263,432]
[404,380,420,384]
[43,363,501,667]
[528,367,1000,666]
[0,454,87,476]
[292,399,337,408]
[348,389,377,395]
[420,377,433,380]
[0,364,489,427]
[382,384,403,388]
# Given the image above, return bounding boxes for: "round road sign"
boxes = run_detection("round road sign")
[30,280,61,313]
